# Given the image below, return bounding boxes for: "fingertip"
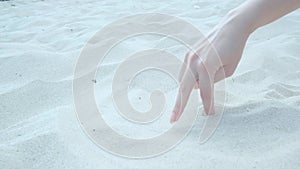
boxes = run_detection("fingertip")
[203,100,215,115]
[207,105,215,115]
[170,111,177,123]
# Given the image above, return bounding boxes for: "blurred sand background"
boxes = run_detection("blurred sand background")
[0,0,300,169]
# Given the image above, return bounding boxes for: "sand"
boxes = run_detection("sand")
[0,0,300,168]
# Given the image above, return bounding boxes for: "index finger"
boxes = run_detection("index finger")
[170,66,196,123]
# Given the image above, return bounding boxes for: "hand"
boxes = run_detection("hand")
[170,10,251,123]
[170,0,300,123]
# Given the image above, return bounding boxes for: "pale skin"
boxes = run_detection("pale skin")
[170,0,300,123]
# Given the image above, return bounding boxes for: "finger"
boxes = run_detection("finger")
[178,53,188,82]
[195,65,227,89]
[198,62,215,115]
[170,68,196,123]
[193,66,224,92]
[196,65,229,85]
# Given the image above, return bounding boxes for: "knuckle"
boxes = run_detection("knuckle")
[186,51,199,62]
[190,53,198,61]
[198,59,220,77]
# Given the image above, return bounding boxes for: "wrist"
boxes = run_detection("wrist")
[222,7,257,36]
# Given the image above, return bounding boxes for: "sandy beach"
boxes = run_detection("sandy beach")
[1,0,300,168]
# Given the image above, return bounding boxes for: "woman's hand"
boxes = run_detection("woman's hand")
[170,0,300,123]
[170,10,251,122]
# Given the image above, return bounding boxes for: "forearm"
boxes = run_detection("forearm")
[225,0,300,34]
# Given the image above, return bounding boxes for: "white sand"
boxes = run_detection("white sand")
[1,0,300,168]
